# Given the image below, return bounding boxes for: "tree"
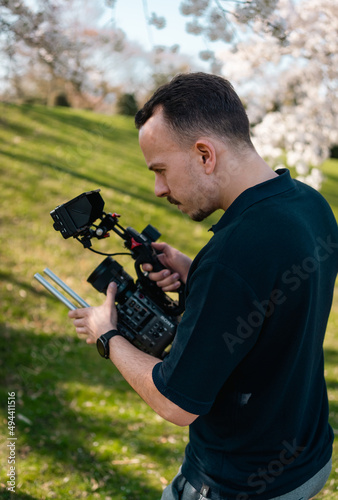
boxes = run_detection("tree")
[140,0,337,188]
[140,0,288,73]
[0,0,197,110]
[0,0,126,106]
[0,1,85,93]
[4,0,335,186]
[215,0,338,188]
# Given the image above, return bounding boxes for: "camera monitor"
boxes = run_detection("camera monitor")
[50,190,104,239]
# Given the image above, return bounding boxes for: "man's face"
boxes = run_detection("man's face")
[138,109,217,222]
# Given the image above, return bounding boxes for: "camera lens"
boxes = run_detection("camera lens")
[87,257,135,300]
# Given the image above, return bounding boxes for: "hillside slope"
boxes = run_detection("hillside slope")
[0,103,337,499]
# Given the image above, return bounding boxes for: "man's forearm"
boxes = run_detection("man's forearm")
[108,335,198,427]
[68,282,197,425]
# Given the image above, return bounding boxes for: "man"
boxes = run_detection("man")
[69,73,338,499]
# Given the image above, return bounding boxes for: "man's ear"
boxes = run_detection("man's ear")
[194,139,216,175]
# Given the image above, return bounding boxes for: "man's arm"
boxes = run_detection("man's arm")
[69,282,198,427]
[108,334,198,426]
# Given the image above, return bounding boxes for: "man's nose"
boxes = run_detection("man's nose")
[154,175,169,198]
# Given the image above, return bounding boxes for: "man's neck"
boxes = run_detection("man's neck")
[218,152,278,212]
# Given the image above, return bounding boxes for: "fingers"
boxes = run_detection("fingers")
[72,317,87,329]
[150,269,181,292]
[106,281,117,304]
[142,263,153,273]
[151,242,170,268]
[158,274,181,292]
[151,242,168,252]
[142,242,173,276]
[69,314,89,336]
[68,307,87,319]
[142,262,181,292]
[68,283,118,342]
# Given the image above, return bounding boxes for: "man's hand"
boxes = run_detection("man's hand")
[143,242,192,292]
[68,282,118,344]
[68,273,198,427]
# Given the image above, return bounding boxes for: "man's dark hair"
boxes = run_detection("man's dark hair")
[135,72,253,149]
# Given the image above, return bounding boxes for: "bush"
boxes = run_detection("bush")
[330,145,338,159]
[54,93,71,107]
[117,92,138,116]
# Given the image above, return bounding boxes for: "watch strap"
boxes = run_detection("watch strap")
[103,329,120,340]
[97,329,121,358]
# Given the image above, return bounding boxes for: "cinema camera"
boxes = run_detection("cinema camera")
[34,190,185,359]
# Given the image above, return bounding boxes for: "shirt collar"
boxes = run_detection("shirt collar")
[210,168,295,233]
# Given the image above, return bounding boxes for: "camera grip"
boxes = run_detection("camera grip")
[134,255,185,316]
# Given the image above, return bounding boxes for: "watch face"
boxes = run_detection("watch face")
[97,338,106,357]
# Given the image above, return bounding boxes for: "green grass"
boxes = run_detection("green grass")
[0,103,337,499]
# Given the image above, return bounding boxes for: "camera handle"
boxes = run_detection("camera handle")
[119,225,186,316]
[134,255,185,316]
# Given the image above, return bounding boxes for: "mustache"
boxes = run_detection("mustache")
[167,196,181,206]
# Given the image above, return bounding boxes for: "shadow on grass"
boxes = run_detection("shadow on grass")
[1,103,137,142]
[0,102,217,232]
[19,104,138,141]
[1,323,180,499]
[0,270,42,298]
[0,148,184,222]
[0,490,39,500]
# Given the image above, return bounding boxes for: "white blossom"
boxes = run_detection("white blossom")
[148,12,166,30]
[186,19,204,35]
[216,0,338,188]
[179,0,286,44]
[199,49,214,61]
[180,0,210,17]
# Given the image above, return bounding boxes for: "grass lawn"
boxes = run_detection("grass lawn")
[0,103,337,499]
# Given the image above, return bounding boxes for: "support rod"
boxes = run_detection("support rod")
[34,273,78,310]
[43,268,90,308]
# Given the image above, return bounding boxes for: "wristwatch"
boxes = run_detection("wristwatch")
[96,329,121,359]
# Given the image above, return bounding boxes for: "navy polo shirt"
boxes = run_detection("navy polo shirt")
[152,169,338,499]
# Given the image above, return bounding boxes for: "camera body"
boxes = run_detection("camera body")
[88,257,178,358]
[51,190,184,359]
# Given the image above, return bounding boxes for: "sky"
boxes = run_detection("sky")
[103,0,215,69]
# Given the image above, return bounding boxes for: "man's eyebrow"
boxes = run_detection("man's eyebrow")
[148,162,166,171]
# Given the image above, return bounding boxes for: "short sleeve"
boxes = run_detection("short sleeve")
[152,262,262,415]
